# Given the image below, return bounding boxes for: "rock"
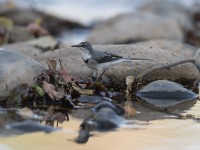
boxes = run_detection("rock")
[2,42,42,59]
[24,36,58,51]
[40,12,85,35]
[1,9,41,26]
[135,39,197,58]
[87,12,183,44]
[6,120,56,134]
[78,96,112,104]
[193,48,200,70]
[1,8,84,35]
[137,0,192,31]
[136,80,198,108]
[0,17,13,31]
[35,45,199,84]
[76,101,125,143]
[0,49,44,98]
[2,36,59,59]
[0,1,15,15]
[9,26,35,43]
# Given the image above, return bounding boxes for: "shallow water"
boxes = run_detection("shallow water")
[1,100,200,150]
[1,118,200,150]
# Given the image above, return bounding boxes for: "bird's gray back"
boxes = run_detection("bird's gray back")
[92,49,122,63]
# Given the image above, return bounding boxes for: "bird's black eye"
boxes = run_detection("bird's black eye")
[82,44,86,47]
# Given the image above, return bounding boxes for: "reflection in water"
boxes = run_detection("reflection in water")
[1,118,200,150]
[1,101,200,149]
[182,100,200,118]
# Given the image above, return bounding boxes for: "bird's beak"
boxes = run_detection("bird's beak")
[71,44,80,47]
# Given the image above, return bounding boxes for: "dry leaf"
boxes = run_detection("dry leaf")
[59,65,77,82]
[42,81,55,100]
[72,83,94,95]
[47,59,57,71]
[52,91,65,100]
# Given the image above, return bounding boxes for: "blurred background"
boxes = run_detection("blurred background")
[0,0,200,45]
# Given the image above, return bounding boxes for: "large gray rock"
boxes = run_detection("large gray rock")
[2,36,59,59]
[35,45,199,83]
[87,12,184,44]
[136,80,198,108]
[135,39,197,58]
[0,49,44,98]
[2,42,41,59]
[137,0,192,31]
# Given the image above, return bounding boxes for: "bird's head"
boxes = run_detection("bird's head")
[71,41,93,52]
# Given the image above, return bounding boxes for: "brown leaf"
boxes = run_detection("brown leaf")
[59,64,77,82]
[72,83,94,95]
[47,59,57,71]
[52,90,65,100]
[42,81,55,100]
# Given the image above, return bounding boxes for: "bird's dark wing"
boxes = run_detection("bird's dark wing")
[92,51,122,63]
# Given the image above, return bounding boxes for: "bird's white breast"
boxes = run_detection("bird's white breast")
[82,51,91,61]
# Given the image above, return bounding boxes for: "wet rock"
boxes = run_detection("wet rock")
[35,45,199,83]
[0,108,23,129]
[136,80,198,108]
[135,39,197,58]
[0,108,56,136]
[6,84,29,107]
[137,0,192,31]
[0,49,44,98]
[87,12,183,44]
[76,101,125,143]
[6,120,56,134]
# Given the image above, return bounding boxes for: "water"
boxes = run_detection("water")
[1,0,200,149]
[1,118,200,150]
[1,100,200,150]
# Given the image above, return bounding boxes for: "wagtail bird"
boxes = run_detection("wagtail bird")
[71,42,154,79]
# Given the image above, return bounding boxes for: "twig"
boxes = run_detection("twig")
[135,58,195,81]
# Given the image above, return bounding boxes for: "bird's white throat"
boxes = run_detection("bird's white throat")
[82,51,91,61]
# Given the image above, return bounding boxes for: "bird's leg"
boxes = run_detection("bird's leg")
[95,69,105,82]
[92,70,98,81]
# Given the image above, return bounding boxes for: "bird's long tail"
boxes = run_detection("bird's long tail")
[122,58,157,63]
